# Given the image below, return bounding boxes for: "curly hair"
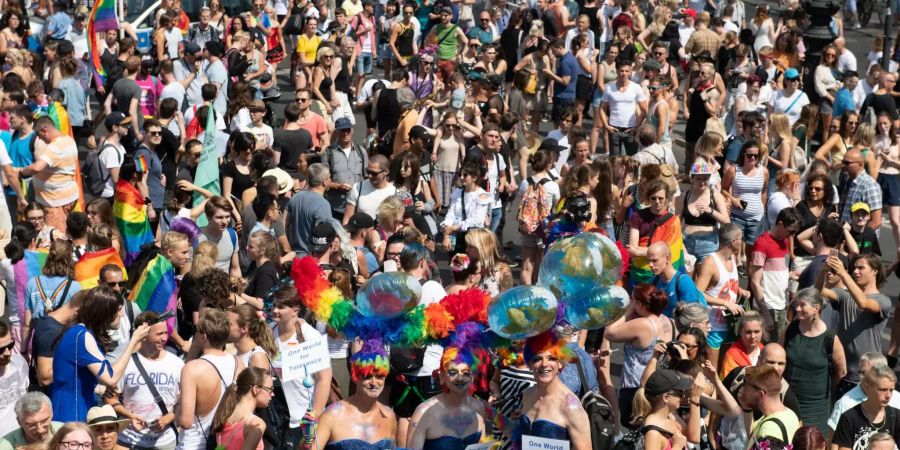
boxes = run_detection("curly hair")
[196,269,233,308]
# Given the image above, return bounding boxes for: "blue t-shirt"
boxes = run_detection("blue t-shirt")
[0,130,33,196]
[46,12,72,40]
[554,53,579,100]
[653,272,706,317]
[467,26,494,45]
[832,88,856,118]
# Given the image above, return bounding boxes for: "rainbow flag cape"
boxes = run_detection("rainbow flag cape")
[113,179,154,266]
[192,101,220,227]
[12,249,48,324]
[628,213,685,286]
[86,0,118,86]
[75,247,127,289]
[128,254,177,333]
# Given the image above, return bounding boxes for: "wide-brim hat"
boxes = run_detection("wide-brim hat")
[86,405,130,432]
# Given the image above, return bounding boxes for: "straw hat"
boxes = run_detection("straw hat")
[86,405,130,432]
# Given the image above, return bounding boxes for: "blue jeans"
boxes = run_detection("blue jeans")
[684,231,719,263]
[356,52,373,75]
[490,207,502,233]
[731,214,761,246]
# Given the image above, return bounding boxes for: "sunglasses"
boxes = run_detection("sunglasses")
[147,131,163,136]
[0,341,13,352]
[256,385,275,393]
[296,97,311,102]
[366,169,385,177]
[745,153,760,159]
[104,281,128,288]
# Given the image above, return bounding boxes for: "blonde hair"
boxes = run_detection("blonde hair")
[376,196,405,226]
[854,122,876,148]
[161,231,189,253]
[191,240,219,278]
[44,422,95,450]
[316,46,335,64]
[6,48,25,66]
[528,19,544,37]
[769,113,793,146]
[694,132,724,161]
[250,230,280,262]
[464,228,504,272]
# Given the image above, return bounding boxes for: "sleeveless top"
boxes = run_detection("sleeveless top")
[177,354,239,450]
[647,102,671,144]
[731,166,765,220]
[492,366,535,449]
[683,188,716,226]
[423,432,481,450]
[317,66,334,102]
[218,419,264,450]
[325,439,395,450]
[335,58,352,94]
[396,22,415,57]
[621,318,672,389]
[517,416,569,441]
[707,253,740,332]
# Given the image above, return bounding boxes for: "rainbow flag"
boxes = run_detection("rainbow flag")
[128,254,177,333]
[86,0,118,86]
[75,247,127,289]
[113,179,154,266]
[628,213,685,286]
[12,250,48,324]
[45,102,84,212]
[135,154,149,173]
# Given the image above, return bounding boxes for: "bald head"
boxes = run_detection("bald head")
[760,343,787,377]
[648,242,671,258]
[843,149,865,177]
[647,242,672,276]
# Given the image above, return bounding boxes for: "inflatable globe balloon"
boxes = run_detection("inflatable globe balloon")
[356,272,422,319]
[538,232,623,299]
[488,285,559,340]
[562,285,631,330]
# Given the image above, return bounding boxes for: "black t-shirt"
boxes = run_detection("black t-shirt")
[850,226,881,256]
[797,253,850,291]
[158,127,180,191]
[177,274,202,340]
[245,260,280,299]
[102,52,125,91]
[273,128,313,178]
[834,404,900,449]
[29,316,66,391]
[376,88,401,137]
[223,160,255,201]
[862,92,899,121]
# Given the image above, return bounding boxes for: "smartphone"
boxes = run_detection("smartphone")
[829,248,839,258]
[148,310,176,325]
[739,200,748,210]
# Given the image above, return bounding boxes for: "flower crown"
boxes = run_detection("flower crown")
[450,254,471,272]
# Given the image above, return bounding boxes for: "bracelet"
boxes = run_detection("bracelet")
[690,399,701,406]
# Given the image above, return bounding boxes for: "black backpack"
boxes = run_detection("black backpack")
[575,356,616,450]
[83,143,121,198]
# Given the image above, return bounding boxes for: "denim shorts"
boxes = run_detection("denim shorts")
[684,231,719,263]
[356,52,373,74]
[591,89,603,108]
[731,214,761,246]
[878,172,900,206]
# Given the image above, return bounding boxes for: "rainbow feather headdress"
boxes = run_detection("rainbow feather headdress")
[291,256,492,349]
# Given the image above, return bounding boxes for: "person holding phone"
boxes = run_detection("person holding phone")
[722,140,769,274]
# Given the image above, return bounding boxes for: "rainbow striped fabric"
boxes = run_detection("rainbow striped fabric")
[45,101,84,211]
[112,179,154,266]
[135,154,149,173]
[75,247,127,289]
[629,213,685,286]
[128,254,177,333]
[12,250,48,324]
[86,0,118,85]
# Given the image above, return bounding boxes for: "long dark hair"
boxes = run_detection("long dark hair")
[75,286,123,351]
[591,159,613,224]
[390,151,421,193]
[4,222,37,264]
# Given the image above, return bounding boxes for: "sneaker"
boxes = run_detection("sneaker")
[852,22,862,29]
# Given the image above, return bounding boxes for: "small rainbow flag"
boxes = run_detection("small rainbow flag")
[113,179,154,266]
[75,247,127,289]
[47,102,71,137]
[128,254,178,333]
[12,249,48,324]
[86,0,118,86]
[135,154,149,173]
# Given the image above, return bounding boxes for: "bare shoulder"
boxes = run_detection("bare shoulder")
[378,402,397,420]
[411,396,442,421]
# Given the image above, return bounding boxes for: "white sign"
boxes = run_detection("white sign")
[281,336,330,382]
[522,435,570,450]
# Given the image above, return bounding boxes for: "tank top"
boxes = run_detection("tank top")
[731,166,765,220]
[218,419,264,450]
[434,24,459,60]
[647,102,671,144]
[601,61,617,84]
[706,253,740,332]
[396,22,415,57]
[621,318,671,389]
[335,59,352,94]
[682,188,716,226]
[177,354,239,450]
[317,66,334,102]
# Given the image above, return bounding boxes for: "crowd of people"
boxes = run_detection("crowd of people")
[0,0,896,449]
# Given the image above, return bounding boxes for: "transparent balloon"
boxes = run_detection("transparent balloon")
[562,285,631,330]
[356,272,422,319]
[538,232,623,299]
[487,285,559,340]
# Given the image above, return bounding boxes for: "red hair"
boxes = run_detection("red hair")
[632,284,669,315]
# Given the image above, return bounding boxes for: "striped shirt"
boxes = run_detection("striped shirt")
[33,135,79,207]
[731,166,765,221]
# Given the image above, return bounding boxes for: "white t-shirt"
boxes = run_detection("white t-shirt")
[99,142,125,198]
[347,180,398,220]
[768,89,809,126]
[117,352,184,448]
[68,29,89,60]
[0,259,17,325]
[412,280,446,377]
[108,301,142,360]
[602,81,647,129]
[160,82,186,113]
[272,321,324,426]
[485,154,507,209]
[678,24,694,47]
[242,123,275,149]
[0,354,28,437]
[838,48,858,73]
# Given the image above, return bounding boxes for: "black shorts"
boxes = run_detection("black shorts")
[388,373,442,418]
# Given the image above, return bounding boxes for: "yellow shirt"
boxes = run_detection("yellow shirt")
[296,34,322,64]
[33,135,80,207]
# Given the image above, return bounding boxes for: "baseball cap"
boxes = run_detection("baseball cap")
[680,8,697,18]
[451,88,466,109]
[851,202,871,214]
[784,68,800,80]
[346,212,375,231]
[310,222,338,253]
[690,161,714,175]
[643,59,662,72]
[105,112,132,129]
[645,369,693,397]
[184,42,202,55]
[334,117,353,131]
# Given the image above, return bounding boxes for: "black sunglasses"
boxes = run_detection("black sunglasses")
[0,341,14,352]
[104,281,128,288]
